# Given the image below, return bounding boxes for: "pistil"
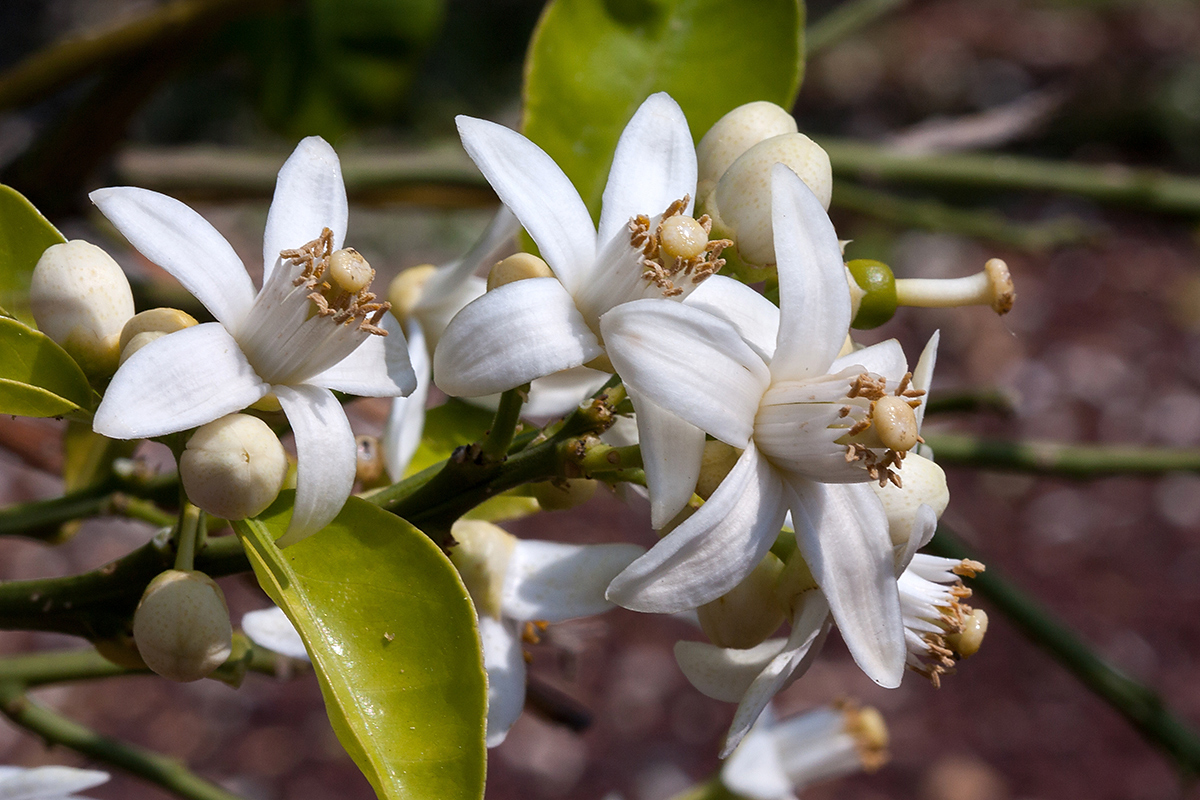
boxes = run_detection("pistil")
[629,196,731,297]
[281,228,391,335]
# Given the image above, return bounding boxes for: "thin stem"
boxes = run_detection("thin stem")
[0,475,178,541]
[927,527,1200,775]
[0,681,250,800]
[823,138,1200,216]
[174,503,201,572]
[0,642,294,687]
[922,389,1016,417]
[479,385,528,463]
[923,433,1200,476]
[806,0,905,57]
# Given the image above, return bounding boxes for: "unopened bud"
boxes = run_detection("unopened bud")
[703,135,833,266]
[132,569,233,682]
[118,331,167,366]
[30,240,135,379]
[698,553,786,649]
[775,549,819,616]
[118,307,197,352]
[696,441,742,499]
[387,265,436,325]
[870,453,948,548]
[329,248,373,294]
[486,253,554,291]
[531,478,597,511]
[894,258,1015,314]
[179,414,288,520]
[697,101,798,199]
[448,519,516,618]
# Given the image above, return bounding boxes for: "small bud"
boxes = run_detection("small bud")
[448,519,516,618]
[871,453,948,548]
[30,240,135,379]
[703,135,833,266]
[132,569,233,682]
[893,258,1015,314]
[531,478,597,511]
[696,101,798,199]
[697,553,787,649]
[845,259,897,329]
[696,441,742,500]
[387,264,437,326]
[329,248,374,294]
[486,253,554,291]
[118,331,167,366]
[118,307,197,352]
[179,414,288,520]
[871,395,920,452]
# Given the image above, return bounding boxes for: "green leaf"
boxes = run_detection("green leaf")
[63,421,136,492]
[0,185,66,326]
[0,316,94,417]
[234,496,486,800]
[404,399,496,477]
[523,0,805,215]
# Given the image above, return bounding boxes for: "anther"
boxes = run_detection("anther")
[894,258,1015,314]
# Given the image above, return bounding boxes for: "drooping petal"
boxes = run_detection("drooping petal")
[769,165,850,382]
[273,385,356,547]
[629,388,707,529]
[261,136,348,284]
[478,615,526,747]
[684,275,781,363]
[602,299,771,448]
[912,330,940,431]
[606,443,787,613]
[674,638,788,703]
[93,323,268,439]
[829,339,907,384]
[721,710,795,800]
[90,187,256,329]
[501,540,645,622]
[242,606,311,661]
[382,320,431,481]
[597,93,697,246]
[433,277,602,397]
[456,116,596,293]
[785,479,905,688]
[722,594,830,756]
[308,312,416,397]
[0,766,110,800]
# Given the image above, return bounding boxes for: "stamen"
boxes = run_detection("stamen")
[280,228,390,336]
[628,196,731,297]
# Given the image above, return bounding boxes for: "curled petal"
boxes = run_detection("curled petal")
[501,540,645,622]
[0,766,110,799]
[630,388,706,530]
[912,330,940,431]
[261,136,349,283]
[479,615,526,747]
[674,638,788,703]
[93,323,268,439]
[524,367,610,417]
[894,503,938,576]
[721,710,793,800]
[829,338,907,384]
[308,313,416,397]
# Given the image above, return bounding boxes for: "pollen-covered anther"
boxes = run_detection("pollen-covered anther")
[521,620,548,645]
[629,195,730,297]
[281,227,390,336]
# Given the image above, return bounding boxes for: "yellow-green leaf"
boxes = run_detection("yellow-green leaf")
[404,399,496,477]
[524,0,805,216]
[234,496,486,800]
[0,185,66,326]
[0,316,93,417]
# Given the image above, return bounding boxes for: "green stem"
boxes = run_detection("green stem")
[922,389,1016,417]
[927,527,1200,775]
[0,681,250,800]
[479,386,528,463]
[832,180,1094,251]
[806,0,905,57]
[924,433,1200,476]
[578,443,644,474]
[174,503,201,572]
[823,138,1200,216]
[0,475,178,541]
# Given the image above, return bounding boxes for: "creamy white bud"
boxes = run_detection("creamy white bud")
[697,552,787,649]
[30,240,135,379]
[704,135,833,266]
[870,453,948,547]
[697,101,798,200]
[486,253,554,291]
[179,414,288,520]
[387,264,436,326]
[132,569,233,682]
[118,307,198,352]
[449,519,517,618]
[118,331,167,366]
[696,441,743,500]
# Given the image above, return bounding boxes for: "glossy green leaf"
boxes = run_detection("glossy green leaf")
[0,185,66,326]
[523,0,805,215]
[0,316,94,417]
[234,496,486,800]
[62,421,136,492]
[404,399,496,477]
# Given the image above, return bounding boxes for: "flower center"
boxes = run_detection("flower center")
[628,196,732,297]
[281,228,390,336]
[839,371,925,487]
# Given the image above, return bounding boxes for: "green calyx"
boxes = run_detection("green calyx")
[847,259,898,329]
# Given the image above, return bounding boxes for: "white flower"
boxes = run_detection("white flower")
[898,553,988,686]
[601,165,941,689]
[90,137,416,545]
[0,765,109,800]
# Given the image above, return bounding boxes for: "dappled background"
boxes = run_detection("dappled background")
[3,0,1200,798]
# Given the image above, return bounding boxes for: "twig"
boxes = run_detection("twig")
[922,389,1017,417]
[927,526,1200,775]
[805,0,906,57]
[924,433,1200,476]
[479,386,528,463]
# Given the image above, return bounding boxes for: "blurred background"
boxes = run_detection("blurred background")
[3,0,1200,798]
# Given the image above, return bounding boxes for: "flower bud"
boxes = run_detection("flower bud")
[486,253,554,291]
[30,240,135,379]
[704,135,833,266]
[531,478,597,511]
[697,101,798,199]
[387,264,436,326]
[846,259,897,329]
[179,414,288,520]
[449,519,517,618]
[696,441,742,500]
[118,331,166,366]
[870,453,948,548]
[697,552,787,649]
[775,549,819,617]
[118,307,198,352]
[132,569,233,682]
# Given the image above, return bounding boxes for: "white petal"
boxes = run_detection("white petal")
[684,276,780,363]
[501,540,645,622]
[912,330,940,430]
[479,615,526,747]
[524,367,610,417]
[597,93,697,246]
[602,300,771,448]
[894,503,938,575]
[722,595,830,756]
[93,323,268,439]
[630,388,706,529]
[456,116,596,293]
[308,312,416,397]
[273,385,356,547]
[606,444,787,613]
[769,165,850,382]
[382,320,431,481]
[674,638,788,703]
[785,479,905,688]
[0,766,109,800]
[433,278,602,397]
[89,187,255,329]
[754,372,869,483]
[242,606,310,661]
[261,136,348,284]
[420,206,520,308]
[721,716,795,800]
[829,339,907,383]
